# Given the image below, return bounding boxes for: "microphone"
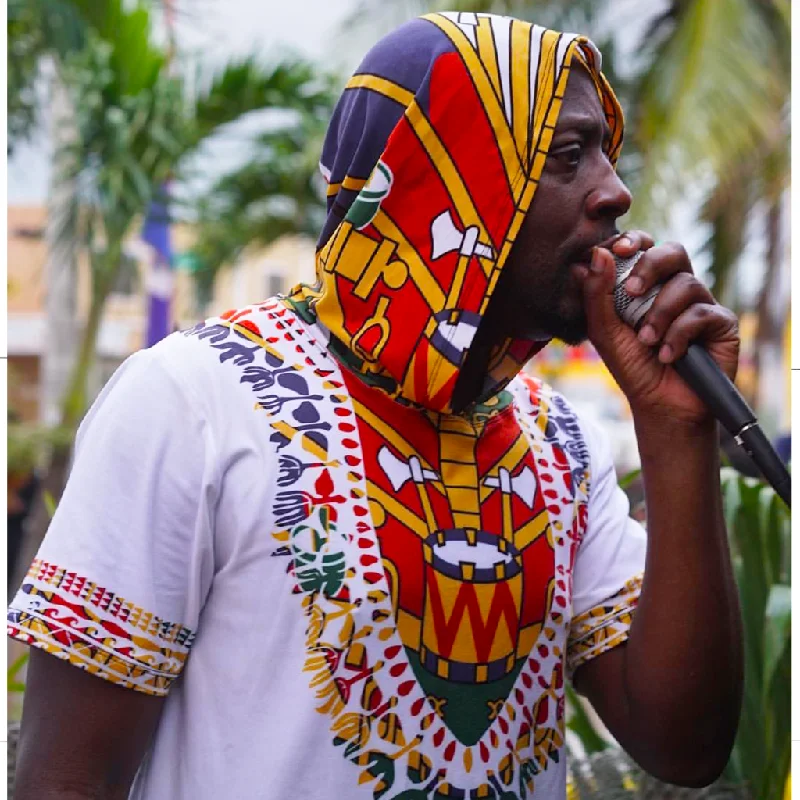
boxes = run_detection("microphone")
[613,251,791,508]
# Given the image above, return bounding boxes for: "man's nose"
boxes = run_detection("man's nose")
[586,162,632,220]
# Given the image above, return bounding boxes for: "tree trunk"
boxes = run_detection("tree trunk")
[60,272,113,429]
[8,68,81,600]
[40,63,79,428]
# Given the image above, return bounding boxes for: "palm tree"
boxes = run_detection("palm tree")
[8,0,335,589]
[631,0,789,312]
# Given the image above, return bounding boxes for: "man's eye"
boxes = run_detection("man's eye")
[551,144,582,167]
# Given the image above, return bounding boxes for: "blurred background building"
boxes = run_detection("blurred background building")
[8,205,316,422]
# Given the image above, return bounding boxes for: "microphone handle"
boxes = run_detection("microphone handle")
[672,344,791,508]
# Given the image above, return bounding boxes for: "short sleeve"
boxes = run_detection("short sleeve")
[566,414,647,679]
[7,340,219,696]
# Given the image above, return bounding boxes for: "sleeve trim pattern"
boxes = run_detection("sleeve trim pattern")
[566,573,643,679]
[7,559,196,696]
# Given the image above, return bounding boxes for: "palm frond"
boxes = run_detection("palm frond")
[189,57,335,145]
[7,0,87,147]
[7,0,165,150]
[182,110,328,295]
[697,170,754,308]
[628,0,787,228]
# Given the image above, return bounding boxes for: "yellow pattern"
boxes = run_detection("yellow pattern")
[345,73,415,108]
[326,174,369,197]
[510,19,531,162]
[475,16,501,97]
[567,573,643,677]
[372,211,446,310]
[422,13,524,185]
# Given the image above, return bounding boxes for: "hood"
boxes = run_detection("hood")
[288,12,624,414]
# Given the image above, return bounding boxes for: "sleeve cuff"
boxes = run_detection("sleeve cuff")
[7,559,195,697]
[566,573,643,680]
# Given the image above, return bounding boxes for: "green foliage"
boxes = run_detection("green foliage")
[8,0,86,148]
[42,489,58,520]
[8,421,73,474]
[7,0,165,152]
[58,34,185,248]
[184,105,333,303]
[7,653,29,695]
[10,0,336,432]
[566,684,609,756]
[720,469,790,799]
[189,57,333,145]
[179,62,336,303]
[632,0,785,219]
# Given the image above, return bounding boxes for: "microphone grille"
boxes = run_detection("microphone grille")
[612,250,660,330]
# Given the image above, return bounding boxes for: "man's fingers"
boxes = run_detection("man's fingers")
[583,246,626,332]
[635,273,716,348]
[655,303,740,365]
[610,230,655,259]
[622,242,693,297]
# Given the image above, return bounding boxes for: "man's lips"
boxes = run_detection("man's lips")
[573,232,625,266]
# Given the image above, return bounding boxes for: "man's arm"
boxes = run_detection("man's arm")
[14,649,164,799]
[573,417,742,786]
[573,233,744,787]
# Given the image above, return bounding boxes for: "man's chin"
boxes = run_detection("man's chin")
[517,320,587,346]
[546,307,589,345]
[557,329,589,347]
[507,298,587,344]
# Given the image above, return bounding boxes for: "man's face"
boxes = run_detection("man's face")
[491,64,632,345]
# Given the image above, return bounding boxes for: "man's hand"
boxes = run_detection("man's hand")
[580,231,740,424]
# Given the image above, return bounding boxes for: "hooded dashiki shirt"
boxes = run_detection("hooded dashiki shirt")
[8,13,646,799]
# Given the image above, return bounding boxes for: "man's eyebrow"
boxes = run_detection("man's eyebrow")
[555,114,612,141]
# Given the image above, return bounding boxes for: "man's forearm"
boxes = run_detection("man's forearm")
[621,414,743,783]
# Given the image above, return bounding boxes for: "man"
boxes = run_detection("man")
[10,12,742,799]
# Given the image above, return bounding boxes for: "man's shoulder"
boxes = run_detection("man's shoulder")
[180,298,291,349]
[126,299,292,408]
[150,296,332,413]
[161,298,303,375]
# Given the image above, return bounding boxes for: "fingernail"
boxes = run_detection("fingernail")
[615,235,633,251]
[638,324,657,345]
[590,247,604,274]
[659,343,672,363]
[626,276,643,295]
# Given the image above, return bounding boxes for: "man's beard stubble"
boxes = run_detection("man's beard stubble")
[512,267,589,346]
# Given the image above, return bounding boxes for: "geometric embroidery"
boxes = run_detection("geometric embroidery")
[566,574,643,679]
[7,558,194,696]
